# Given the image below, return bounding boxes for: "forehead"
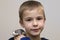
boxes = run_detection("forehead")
[23,7,44,18]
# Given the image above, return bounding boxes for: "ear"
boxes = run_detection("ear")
[19,20,25,28]
[44,19,46,25]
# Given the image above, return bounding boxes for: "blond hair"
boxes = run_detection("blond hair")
[19,1,46,21]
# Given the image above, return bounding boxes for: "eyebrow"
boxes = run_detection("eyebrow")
[24,16,43,19]
[36,16,43,18]
[24,17,32,19]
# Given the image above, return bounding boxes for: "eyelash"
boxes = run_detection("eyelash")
[26,17,42,21]
[37,17,42,20]
[26,19,32,21]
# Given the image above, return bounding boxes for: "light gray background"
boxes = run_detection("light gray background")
[0,0,60,40]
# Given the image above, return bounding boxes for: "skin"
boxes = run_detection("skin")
[14,7,46,40]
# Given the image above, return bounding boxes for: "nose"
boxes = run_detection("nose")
[33,19,38,27]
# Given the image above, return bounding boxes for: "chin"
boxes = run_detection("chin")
[30,30,42,36]
[31,32,40,36]
[31,34,40,37]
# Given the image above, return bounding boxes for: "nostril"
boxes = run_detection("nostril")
[33,25,38,27]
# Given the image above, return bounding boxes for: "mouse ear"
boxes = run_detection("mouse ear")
[12,29,26,36]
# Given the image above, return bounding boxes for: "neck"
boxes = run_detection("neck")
[26,34,41,40]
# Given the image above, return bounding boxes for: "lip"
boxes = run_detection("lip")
[31,28,40,32]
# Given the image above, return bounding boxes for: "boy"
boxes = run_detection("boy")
[9,0,48,40]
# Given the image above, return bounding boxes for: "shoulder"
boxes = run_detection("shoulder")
[8,37,14,40]
[8,37,48,40]
[41,38,48,40]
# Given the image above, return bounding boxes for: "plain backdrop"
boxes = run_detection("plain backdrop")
[0,0,60,40]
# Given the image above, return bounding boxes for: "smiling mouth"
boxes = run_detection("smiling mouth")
[31,28,40,32]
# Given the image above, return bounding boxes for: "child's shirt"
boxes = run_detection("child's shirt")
[9,37,48,40]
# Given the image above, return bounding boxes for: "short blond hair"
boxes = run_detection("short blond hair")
[19,1,46,21]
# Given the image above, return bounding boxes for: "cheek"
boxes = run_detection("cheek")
[38,20,45,27]
[23,22,32,29]
[23,23,32,33]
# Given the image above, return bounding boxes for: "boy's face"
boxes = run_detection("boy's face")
[20,7,45,36]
